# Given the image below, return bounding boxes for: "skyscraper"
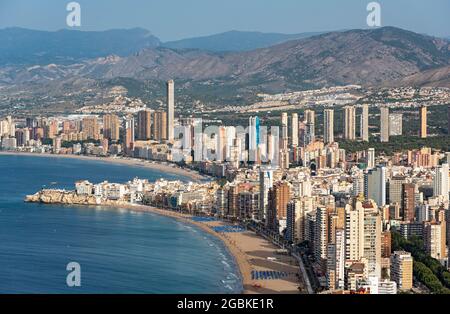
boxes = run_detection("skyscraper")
[343,106,356,140]
[424,222,444,260]
[345,203,364,261]
[267,182,291,230]
[281,112,288,150]
[364,166,387,206]
[363,211,382,279]
[388,176,407,205]
[124,115,135,155]
[304,110,315,145]
[82,116,99,140]
[326,228,345,291]
[216,126,227,162]
[380,107,389,143]
[291,113,299,147]
[402,183,416,222]
[367,148,375,170]
[167,79,175,142]
[259,167,273,222]
[391,251,413,291]
[433,163,449,202]
[360,104,369,142]
[419,106,427,138]
[315,207,329,264]
[103,114,120,141]
[305,109,315,125]
[137,110,152,140]
[324,109,334,144]
[248,116,260,163]
[153,110,167,141]
[389,114,403,136]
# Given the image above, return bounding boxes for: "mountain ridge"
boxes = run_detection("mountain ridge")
[162,30,328,52]
[1,26,449,106]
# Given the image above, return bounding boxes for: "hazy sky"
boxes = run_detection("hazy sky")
[0,0,449,41]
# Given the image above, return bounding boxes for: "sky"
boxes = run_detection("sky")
[0,0,449,41]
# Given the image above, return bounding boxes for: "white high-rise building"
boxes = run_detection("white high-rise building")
[433,163,449,202]
[229,137,242,169]
[343,106,356,140]
[360,104,369,142]
[167,80,175,142]
[352,171,365,197]
[281,112,288,150]
[389,114,403,136]
[324,109,334,144]
[364,211,382,279]
[291,113,299,147]
[345,203,365,261]
[367,148,375,169]
[380,107,389,143]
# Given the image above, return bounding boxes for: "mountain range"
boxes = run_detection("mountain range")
[162,30,327,52]
[0,27,160,66]
[0,26,449,108]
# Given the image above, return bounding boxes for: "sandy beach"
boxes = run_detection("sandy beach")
[6,150,303,293]
[0,151,208,182]
[113,204,305,294]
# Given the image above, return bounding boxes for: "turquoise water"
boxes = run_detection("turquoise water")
[0,154,242,293]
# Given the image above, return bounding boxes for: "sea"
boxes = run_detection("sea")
[0,154,242,293]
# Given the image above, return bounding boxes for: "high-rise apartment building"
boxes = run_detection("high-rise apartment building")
[391,251,413,291]
[291,113,299,147]
[424,222,444,260]
[389,114,403,136]
[402,183,416,222]
[363,211,382,279]
[267,182,291,230]
[259,167,273,222]
[433,163,449,202]
[324,109,334,144]
[360,104,369,142]
[82,116,99,140]
[380,107,389,143]
[388,176,406,205]
[419,106,427,138]
[248,116,260,163]
[124,115,135,154]
[167,79,175,142]
[281,112,288,150]
[345,203,364,261]
[304,110,315,145]
[137,110,152,140]
[343,106,356,140]
[315,207,329,264]
[153,110,167,141]
[367,148,375,170]
[364,166,387,206]
[103,114,120,141]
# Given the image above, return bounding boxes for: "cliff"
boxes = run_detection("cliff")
[25,190,101,205]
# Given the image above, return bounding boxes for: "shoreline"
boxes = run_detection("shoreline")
[0,151,208,182]
[79,203,303,294]
[10,150,303,293]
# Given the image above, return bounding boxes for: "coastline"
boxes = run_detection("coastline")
[9,150,303,294]
[0,151,208,182]
[94,203,304,294]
